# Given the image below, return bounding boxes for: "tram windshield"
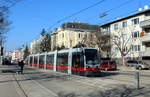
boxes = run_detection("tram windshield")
[85,49,100,65]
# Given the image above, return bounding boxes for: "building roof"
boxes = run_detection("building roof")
[100,9,150,27]
[61,22,100,32]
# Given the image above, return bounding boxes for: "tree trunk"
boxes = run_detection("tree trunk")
[122,55,125,66]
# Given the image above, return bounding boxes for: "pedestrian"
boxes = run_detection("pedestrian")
[18,60,25,74]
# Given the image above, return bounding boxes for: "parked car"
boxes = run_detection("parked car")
[100,61,117,71]
[2,58,11,65]
[126,60,150,70]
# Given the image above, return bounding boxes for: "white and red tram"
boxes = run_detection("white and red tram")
[28,47,101,76]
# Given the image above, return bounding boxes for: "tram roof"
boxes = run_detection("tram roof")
[57,47,97,53]
[29,47,97,56]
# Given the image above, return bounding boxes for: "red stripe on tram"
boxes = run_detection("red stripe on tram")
[39,64,44,67]
[72,67,101,71]
[86,67,101,71]
[56,65,68,69]
[33,64,38,66]
[71,67,84,71]
[46,64,54,68]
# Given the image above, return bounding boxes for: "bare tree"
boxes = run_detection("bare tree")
[23,45,30,60]
[0,6,10,45]
[81,31,111,58]
[39,29,51,53]
[111,27,135,65]
[0,0,21,48]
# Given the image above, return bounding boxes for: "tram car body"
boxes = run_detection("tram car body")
[28,47,101,76]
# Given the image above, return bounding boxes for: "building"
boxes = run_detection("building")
[100,6,150,61]
[50,22,100,50]
[11,49,20,61]
[11,46,26,61]
[30,35,45,54]
[140,11,150,61]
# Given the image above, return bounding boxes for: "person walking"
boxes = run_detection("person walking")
[18,60,25,74]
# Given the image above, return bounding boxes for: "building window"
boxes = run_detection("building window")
[132,31,139,38]
[71,24,75,28]
[131,45,140,51]
[122,21,127,27]
[103,27,110,34]
[114,24,118,30]
[132,18,139,25]
[62,33,64,38]
[144,28,150,33]
[78,33,81,38]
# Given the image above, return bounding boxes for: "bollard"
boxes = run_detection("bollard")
[135,72,140,89]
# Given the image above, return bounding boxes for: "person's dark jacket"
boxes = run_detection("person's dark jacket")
[19,61,24,67]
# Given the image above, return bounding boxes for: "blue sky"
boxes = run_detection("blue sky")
[5,0,150,51]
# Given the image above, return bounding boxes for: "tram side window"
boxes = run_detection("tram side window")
[47,54,54,65]
[72,53,84,67]
[39,55,44,64]
[34,56,38,64]
[57,53,68,65]
[30,57,33,63]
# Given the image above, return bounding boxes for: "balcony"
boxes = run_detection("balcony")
[140,47,150,57]
[140,19,150,28]
[140,32,150,42]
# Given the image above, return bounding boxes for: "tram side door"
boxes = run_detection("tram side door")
[56,53,68,73]
[72,52,84,75]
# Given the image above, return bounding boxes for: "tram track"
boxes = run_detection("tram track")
[12,74,28,97]
[22,67,150,94]
[19,73,58,97]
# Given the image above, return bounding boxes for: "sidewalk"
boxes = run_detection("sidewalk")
[118,65,137,71]
[0,65,58,97]
[0,65,26,97]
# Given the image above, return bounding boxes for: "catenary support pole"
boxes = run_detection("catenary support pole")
[135,71,140,89]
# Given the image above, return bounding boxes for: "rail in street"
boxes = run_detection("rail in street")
[0,65,150,97]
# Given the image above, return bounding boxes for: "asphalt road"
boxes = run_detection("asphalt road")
[0,65,150,97]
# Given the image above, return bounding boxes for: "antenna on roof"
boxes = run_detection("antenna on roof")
[144,5,149,10]
[138,0,142,12]
[138,8,142,12]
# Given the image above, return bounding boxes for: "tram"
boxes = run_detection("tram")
[28,47,101,76]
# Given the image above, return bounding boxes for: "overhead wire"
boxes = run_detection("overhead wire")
[102,0,136,14]
[100,2,150,25]
[100,10,137,25]
[49,0,136,29]
[83,0,136,22]
[48,0,108,30]
[29,0,147,45]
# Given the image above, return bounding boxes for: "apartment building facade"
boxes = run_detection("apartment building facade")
[51,22,100,50]
[140,11,150,60]
[101,8,150,60]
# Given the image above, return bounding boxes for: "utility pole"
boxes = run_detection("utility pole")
[0,39,3,65]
